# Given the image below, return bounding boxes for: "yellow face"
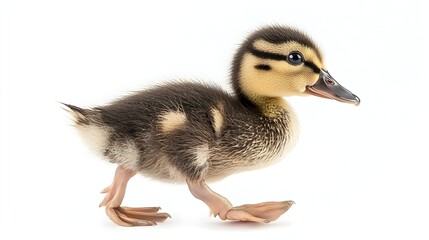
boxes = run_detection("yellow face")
[239,40,324,98]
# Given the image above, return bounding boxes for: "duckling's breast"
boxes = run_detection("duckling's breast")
[206,103,298,181]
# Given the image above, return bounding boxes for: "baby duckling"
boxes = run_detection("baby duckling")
[64,25,359,226]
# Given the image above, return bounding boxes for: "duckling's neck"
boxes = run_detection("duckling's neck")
[241,94,292,118]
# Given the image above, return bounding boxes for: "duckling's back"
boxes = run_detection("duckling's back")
[65,82,297,183]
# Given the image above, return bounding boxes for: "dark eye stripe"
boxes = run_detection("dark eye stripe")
[303,61,321,73]
[249,48,285,61]
[249,47,321,73]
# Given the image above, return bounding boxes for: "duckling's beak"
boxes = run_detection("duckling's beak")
[305,69,360,106]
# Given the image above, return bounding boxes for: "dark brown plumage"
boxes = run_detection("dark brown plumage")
[65,81,291,181]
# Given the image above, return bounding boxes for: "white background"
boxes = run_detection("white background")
[1,0,428,239]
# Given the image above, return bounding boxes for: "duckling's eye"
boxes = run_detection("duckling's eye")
[287,52,303,65]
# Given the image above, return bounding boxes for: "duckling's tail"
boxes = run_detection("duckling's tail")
[61,103,91,125]
[62,103,110,157]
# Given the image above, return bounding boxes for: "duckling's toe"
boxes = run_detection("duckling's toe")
[106,206,171,227]
[227,201,295,222]
[224,209,269,223]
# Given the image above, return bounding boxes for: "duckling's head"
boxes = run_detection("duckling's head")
[231,25,359,106]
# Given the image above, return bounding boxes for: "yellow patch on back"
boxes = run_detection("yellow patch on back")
[159,111,187,133]
[211,104,224,136]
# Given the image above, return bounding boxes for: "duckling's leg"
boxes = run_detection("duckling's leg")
[99,166,171,226]
[187,180,294,223]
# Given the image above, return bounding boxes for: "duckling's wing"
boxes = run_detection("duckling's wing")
[98,82,232,135]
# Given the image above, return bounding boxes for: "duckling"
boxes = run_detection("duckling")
[63,25,360,226]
